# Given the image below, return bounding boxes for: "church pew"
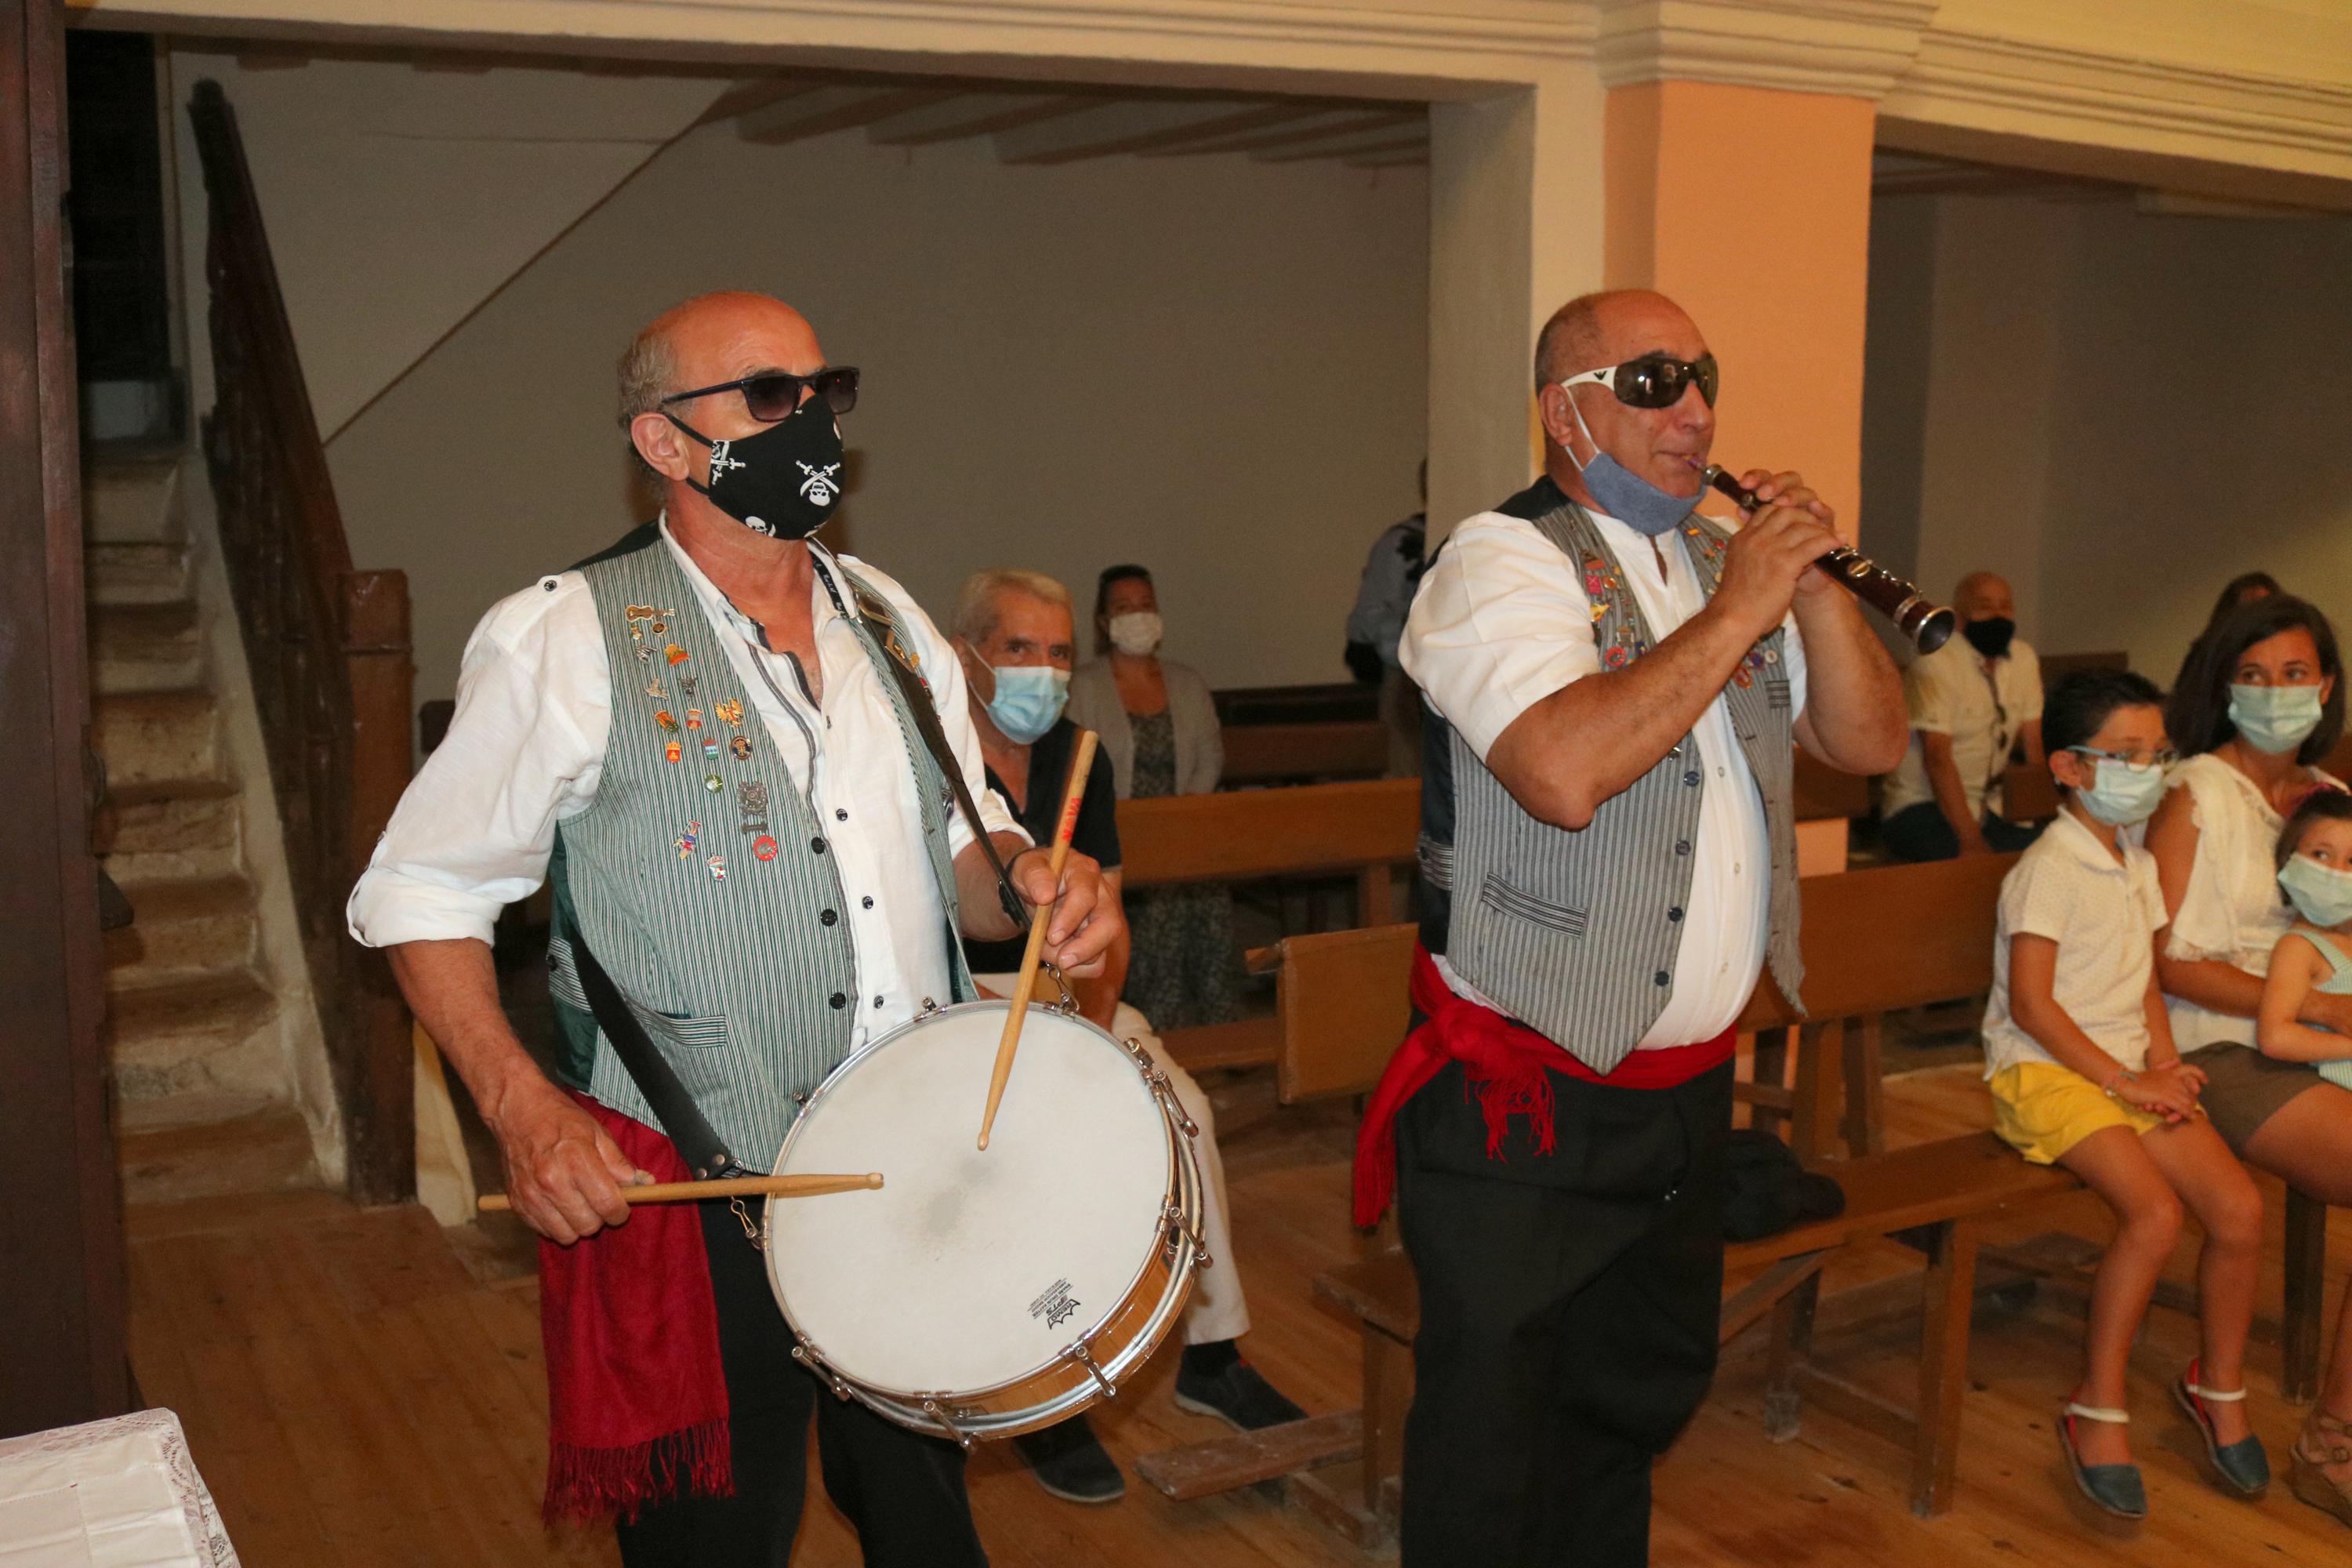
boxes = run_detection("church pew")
[1130,910,2087,1532]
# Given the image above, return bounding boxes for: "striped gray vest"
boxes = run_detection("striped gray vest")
[546,526,971,1167]
[1418,482,1804,1073]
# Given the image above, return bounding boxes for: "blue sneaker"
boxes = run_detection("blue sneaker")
[2173,1362,2270,1497]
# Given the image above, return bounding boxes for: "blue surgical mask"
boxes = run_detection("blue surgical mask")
[985,665,1069,745]
[1560,391,1704,538]
[2230,681,2325,756]
[2071,754,2168,826]
[2281,854,2352,929]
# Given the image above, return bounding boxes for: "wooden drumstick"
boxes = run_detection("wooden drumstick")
[477,1171,882,1212]
[978,728,1099,1152]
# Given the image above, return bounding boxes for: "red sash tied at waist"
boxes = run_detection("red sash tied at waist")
[1351,946,1737,1227]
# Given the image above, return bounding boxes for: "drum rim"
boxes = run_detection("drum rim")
[760,997,1185,1406]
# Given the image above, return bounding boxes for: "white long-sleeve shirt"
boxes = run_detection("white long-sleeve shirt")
[347,521,1024,1050]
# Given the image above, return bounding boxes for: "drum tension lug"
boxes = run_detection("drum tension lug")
[729,1196,768,1251]
[922,1398,976,1451]
[1062,1338,1116,1400]
[793,1343,855,1403]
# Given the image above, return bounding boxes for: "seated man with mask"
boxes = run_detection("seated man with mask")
[1879,570,2047,861]
[949,567,1305,1505]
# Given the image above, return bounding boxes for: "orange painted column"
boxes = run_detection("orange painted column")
[1604,82,1876,545]
[1606,81,1878,878]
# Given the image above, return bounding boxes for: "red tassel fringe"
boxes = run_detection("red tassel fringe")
[545,1417,734,1525]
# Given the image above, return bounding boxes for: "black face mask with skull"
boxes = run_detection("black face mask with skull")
[664,394,846,541]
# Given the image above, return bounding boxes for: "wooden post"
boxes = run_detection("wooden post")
[0,0,132,1436]
[1911,1218,1976,1518]
[1789,1018,1844,1166]
[340,569,414,1204]
[1842,1012,1886,1157]
[1761,1270,1820,1442]
[1359,1318,1413,1527]
[2282,1185,2328,1406]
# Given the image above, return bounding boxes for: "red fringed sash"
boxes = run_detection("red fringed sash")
[538,1094,733,1523]
[1352,946,1737,1226]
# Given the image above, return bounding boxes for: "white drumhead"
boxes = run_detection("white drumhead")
[767,1003,1174,1399]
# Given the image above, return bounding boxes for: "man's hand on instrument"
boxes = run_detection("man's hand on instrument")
[484,1068,651,1244]
[1711,468,1843,637]
[1009,846,1123,979]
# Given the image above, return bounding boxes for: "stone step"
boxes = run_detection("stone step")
[107,970,278,1102]
[83,458,183,544]
[103,875,258,985]
[93,688,221,788]
[99,778,241,882]
[85,541,190,606]
[117,1092,321,1205]
[89,601,204,695]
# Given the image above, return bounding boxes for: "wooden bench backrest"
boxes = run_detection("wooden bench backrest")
[1267,922,1417,1104]
[1220,721,1389,786]
[1117,778,1417,887]
[1792,746,1871,822]
[1741,851,2019,1029]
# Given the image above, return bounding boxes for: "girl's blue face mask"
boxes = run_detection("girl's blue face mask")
[2281,853,2352,929]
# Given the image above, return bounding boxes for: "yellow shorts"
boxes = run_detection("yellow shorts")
[1987,1062,2164,1165]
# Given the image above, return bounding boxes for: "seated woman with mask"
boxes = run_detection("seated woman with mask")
[1065,565,1242,1029]
[2147,593,2352,1530]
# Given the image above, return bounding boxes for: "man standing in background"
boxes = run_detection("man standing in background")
[1878,570,2045,861]
[1345,459,1429,777]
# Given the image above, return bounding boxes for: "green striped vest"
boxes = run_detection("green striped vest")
[545,525,971,1168]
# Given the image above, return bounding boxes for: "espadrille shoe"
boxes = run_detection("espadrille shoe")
[2060,1402,2147,1520]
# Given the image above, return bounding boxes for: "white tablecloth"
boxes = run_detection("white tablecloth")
[0,1410,237,1567]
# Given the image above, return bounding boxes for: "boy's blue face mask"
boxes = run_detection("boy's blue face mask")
[1559,389,1706,538]
[2070,753,2168,827]
[2230,682,2325,756]
[2281,854,2352,929]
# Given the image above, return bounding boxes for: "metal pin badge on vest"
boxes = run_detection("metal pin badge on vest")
[706,854,728,881]
[675,819,700,858]
[716,699,743,728]
[666,644,690,666]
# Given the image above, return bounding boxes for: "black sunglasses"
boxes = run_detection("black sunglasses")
[662,366,860,423]
[1559,351,1719,410]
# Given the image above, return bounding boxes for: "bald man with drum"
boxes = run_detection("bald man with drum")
[350,291,1121,1566]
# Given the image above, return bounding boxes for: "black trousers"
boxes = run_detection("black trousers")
[1395,1058,1733,1568]
[1880,800,2042,862]
[615,1201,986,1568]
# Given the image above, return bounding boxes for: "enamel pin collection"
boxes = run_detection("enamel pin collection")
[637,605,768,881]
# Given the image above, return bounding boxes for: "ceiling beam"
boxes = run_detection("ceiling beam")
[866,92,1103,147]
[1257,130,1429,165]
[993,100,1320,165]
[737,85,960,146]
[1141,108,1419,160]
[699,78,820,127]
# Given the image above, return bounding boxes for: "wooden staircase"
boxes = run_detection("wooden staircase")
[88,455,321,1203]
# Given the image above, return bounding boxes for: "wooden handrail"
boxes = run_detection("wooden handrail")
[187,80,416,1205]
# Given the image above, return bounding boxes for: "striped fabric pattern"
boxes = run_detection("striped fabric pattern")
[546,532,969,1168]
[1434,501,1802,1073]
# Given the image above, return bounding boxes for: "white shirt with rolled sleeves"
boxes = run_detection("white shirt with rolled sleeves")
[1978,808,2167,1078]
[1401,505,1809,1052]
[347,521,1026,1051]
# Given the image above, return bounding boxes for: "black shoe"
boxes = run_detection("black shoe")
[1173,1358,1308,1432]
[1012,1414,1126,1504]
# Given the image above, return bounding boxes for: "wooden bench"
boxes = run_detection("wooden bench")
[1117,779,1418,1075]
[1133,912,2085,1537]
[1738,853,2020,1164]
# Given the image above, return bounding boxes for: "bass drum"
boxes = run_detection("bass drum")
[763,999,1203,1446]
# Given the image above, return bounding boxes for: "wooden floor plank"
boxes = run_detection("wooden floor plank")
[120,1062,2352,1566]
